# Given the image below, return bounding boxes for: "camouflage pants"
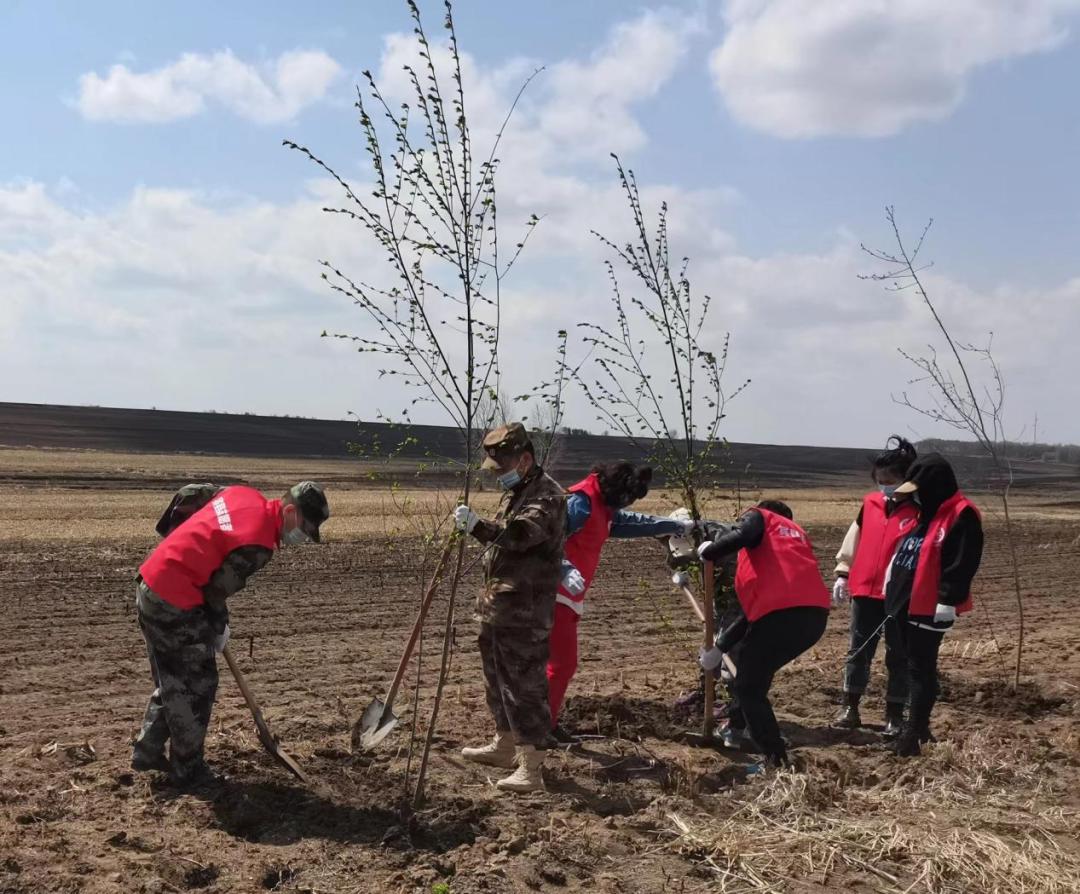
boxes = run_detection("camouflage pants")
[134,583,218,780]
[478,623,551,747]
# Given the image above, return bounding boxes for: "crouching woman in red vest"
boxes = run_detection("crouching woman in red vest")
[883,454,983,757]
[133,482,329,787]
[698,500,830,768]
[549,463,694,741]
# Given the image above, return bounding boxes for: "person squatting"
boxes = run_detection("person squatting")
[129,428,983,791]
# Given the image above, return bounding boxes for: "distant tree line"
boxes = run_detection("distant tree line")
[918,438,1080,465]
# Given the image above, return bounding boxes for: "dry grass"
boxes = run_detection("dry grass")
[667,732,1079,893]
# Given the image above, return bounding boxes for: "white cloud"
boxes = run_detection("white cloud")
[77,49,343,124]
[710,0,1080,138]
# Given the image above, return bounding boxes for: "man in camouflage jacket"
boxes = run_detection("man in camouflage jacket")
[453,422,566,793]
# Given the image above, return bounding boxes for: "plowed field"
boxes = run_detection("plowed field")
[1,448,1078,893]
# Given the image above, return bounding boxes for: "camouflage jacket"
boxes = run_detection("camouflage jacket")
[151,482,274,632]
[472,467,567,630]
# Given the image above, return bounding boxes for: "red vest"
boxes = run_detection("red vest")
[909,492,980,617]
[848,492,919,599]
[557,474,614,615]
[734,509,830,622]
[139,486,281,610]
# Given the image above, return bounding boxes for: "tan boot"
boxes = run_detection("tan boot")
[496,745,546,793]
[461,731,516,768]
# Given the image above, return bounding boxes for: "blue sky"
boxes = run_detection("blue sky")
[3,0,1079,446]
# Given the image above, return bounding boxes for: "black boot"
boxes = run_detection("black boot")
[888,726,921,757]
[833,693,862,729]
[550,724,577,745]
[882,703,904,739]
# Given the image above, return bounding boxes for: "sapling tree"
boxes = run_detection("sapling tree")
[576,157,749,738]
[577,157,748,524]
[286,0,541,805]
[861,206,1025,688]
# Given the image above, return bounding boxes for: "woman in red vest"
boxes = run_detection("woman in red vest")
[549,462,694,741]
[698,500,830,768]
[883,454,983,756]
[832,437,919,736]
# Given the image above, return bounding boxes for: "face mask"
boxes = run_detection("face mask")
[282,526,312,547]
[879,484,898,498]
[497,469,522,490]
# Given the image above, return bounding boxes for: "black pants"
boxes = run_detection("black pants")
[895,617,945,735]
[843,597,909,705]
[734,606,829,759]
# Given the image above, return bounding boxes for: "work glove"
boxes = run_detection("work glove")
[453,504,480,534]
[933,603,957,624]
[676,517,697,537]
[561,563,586,597]
[699,646,724,671]
[831,577,850,606]
[212,625,230,654]
[696,541,714,561]
[671,570,690,588]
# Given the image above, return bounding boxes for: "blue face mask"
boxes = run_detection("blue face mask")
[880,484,899,498]
[497,469,522,490]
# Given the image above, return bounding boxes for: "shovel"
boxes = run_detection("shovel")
[672,571,738,680]
[221,644,309,784]
[352,535,457,752]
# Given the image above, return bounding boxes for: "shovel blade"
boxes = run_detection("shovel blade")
[351,697,399,753]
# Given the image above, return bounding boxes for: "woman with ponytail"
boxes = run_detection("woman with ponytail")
[832,436,919,736]
[549,461,694,741]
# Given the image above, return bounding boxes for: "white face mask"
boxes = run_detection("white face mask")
[282,526,312,547]
[497,469,522,490]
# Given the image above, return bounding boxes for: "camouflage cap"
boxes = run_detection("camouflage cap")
[289,481,330,542]
[481,422,531,470]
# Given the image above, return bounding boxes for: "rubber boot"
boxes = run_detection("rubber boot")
[131,745,171,773]
[888,725,921,757]
[833,693,862,729]
[496,745,546,793]
[461,731,516,769]
[882,703,904,739]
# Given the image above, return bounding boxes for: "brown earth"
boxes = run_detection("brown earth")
[1,448,1079,893]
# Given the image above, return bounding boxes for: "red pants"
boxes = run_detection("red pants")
[546,603,580,727]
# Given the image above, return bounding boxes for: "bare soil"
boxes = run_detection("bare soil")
[1,448,1078,893]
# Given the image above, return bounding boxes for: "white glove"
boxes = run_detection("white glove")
[696,541,714,560]
[699,646,724,671]
[453,504,480,534]
[561,564,586,597]
[212,625,230,654]
[832,577,850,606]
[933,603,957,624]
[677,518,696,536]
[671,571,690,588]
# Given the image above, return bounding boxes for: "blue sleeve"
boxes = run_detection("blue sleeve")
[610,509,683,538]
[565,492,592,537]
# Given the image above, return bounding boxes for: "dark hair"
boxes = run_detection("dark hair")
[592,461,652,509]
[756,499,793,520]
[872,435,917,481]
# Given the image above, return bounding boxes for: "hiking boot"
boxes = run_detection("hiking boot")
[889,731,921,757]
[131,746,171,773]
[496,746,546,793]
[550,724,577,745]
[833,694,862,729]
[461,731,516,769]
[882,704,905,739]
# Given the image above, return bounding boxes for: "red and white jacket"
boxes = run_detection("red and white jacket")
[840,492,919,599]
[556,474,614,616]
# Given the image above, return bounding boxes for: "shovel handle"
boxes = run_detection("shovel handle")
[222,644,263,722]
[381,535,457,717]
[702,560,716,741]
[679,584,706,624]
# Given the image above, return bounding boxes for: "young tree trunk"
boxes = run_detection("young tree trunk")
[1000,490,1025,690]
[702,560,715,742]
